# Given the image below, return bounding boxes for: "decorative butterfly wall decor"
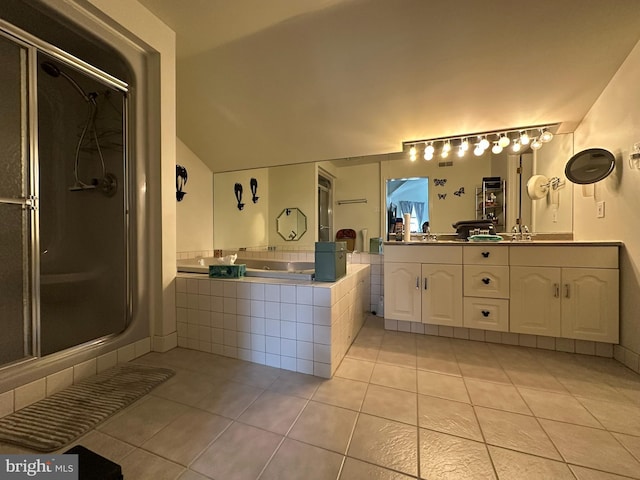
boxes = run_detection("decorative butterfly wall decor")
[437,193,447,200]
[434,178,447,187]
[453,187,465,196]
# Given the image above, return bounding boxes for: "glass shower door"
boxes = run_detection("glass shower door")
[0,34,35,365]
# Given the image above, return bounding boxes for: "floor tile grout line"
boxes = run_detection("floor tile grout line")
[254,391,316,480]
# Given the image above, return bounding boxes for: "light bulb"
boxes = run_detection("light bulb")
[441,149,449,158]
[512,140,521,152]
[479,136,490,150]
[531,138,542,150]
[457,146,465,157]
[442,141,451,153]
[424,151,433,161]
[425,142,435,155]
[540,128,554,143]
[461,138,469,151]
[520,131,530,145]
[498,133,510,148]
[409,145,417,161]
[491,142,503,154]
[474,144,484,156]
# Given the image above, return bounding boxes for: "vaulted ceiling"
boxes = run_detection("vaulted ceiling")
[138,0,640,172]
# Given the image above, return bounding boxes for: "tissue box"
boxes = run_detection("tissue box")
[209,264,246,278]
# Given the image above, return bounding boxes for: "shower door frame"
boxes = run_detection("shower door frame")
[0,19,130,364]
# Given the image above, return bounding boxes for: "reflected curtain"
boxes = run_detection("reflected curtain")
[398,201,412,216]
[413,202,425,226]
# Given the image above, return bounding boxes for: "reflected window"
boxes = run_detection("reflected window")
[385,177,429,235]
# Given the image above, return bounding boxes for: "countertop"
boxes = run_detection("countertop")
[383,240,624,247]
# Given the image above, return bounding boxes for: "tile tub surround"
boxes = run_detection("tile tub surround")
[177,248,383,315]
[176,264,370,378]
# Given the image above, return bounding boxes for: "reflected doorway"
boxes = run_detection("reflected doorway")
[318,173,332,242]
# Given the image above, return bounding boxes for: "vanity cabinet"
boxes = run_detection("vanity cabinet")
[383,243,620,344]
[384,245,462,326]
[509,246,619,343]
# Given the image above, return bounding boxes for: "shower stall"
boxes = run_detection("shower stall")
[0,22,130,367]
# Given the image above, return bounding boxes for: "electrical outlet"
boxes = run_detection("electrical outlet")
[597,201,605,218]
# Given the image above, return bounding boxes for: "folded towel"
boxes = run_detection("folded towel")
[468,234,503,242]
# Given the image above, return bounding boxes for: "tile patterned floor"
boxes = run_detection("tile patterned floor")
[2,316,640,479]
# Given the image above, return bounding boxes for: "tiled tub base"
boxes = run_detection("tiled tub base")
[175,265,370,378]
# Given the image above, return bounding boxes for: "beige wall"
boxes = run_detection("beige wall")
[176,138,213,252]
[213,168,270,250]
[530,135,574,233]
[269,163,316,248]
[573,38,640,363]
[334,162,381,251]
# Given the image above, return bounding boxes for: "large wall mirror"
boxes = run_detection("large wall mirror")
[212,130,574,249]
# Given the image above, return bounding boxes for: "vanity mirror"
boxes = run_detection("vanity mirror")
[565,148,615,184]
[276,208,307,241]
[211,129,574,249]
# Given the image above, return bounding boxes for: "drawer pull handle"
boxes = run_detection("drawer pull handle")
[565,284,570,298]
[481,310,490,317]
[424,277,428,290]
[481,252,490,258]
[481,277,491,285]
[553,283,560,298]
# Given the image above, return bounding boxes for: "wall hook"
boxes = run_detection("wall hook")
[234,183,245,210]
[176,164,188,201]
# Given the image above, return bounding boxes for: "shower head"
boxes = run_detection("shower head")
[40,61,91,102]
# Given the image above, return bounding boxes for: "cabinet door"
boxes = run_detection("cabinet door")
[421,264,463,327]
[561,268,619,343]
[384,262,421,322]
[510,266,561,336]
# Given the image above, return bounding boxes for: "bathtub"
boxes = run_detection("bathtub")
[177,257,315,281]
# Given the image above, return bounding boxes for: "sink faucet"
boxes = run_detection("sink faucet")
[511,224,532,241]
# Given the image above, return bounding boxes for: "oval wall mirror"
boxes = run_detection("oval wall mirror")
[565,148,615,184]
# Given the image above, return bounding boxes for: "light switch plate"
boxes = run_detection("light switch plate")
[597,201,605,218]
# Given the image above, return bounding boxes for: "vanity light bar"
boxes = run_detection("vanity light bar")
[403,124,558,160]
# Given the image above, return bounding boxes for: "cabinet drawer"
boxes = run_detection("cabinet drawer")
[464,297,509,332]
[463,246,509,265]
[384,245,462,264]
[464,265,509,298]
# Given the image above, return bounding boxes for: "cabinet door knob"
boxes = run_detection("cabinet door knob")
[481,310,490,317]
[481,252,490,258]
[482,277,491,285]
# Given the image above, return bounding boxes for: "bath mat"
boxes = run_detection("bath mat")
[0,363,174,452]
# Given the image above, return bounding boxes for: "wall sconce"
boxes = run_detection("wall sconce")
[176,164,187,201]
[402,124,558,162]
[250,178,259,203]
[629,142,640,169]
[234,183,244,210]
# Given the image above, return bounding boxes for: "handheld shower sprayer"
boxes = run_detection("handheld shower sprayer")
[41,61,93,103]
[40,60,111,193]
